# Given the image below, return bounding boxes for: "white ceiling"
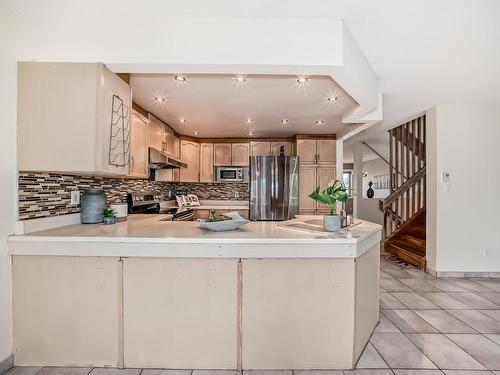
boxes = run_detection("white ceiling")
[122,0,499,134]
[131,74,358,138]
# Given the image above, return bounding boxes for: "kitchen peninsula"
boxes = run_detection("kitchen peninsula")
[8,217,381,370]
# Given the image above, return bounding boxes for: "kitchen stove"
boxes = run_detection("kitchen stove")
[127,192,195,221]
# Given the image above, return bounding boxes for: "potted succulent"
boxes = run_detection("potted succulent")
[102,207,117,225]
[309,179,350,232]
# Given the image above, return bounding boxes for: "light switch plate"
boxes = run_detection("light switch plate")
[70,190,80,205]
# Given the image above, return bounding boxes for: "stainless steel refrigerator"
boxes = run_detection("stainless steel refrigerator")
[249,156,299,221]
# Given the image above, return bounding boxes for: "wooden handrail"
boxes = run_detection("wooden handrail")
[363,141,408,180]
[382,166,426,210]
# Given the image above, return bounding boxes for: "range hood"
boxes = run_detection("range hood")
[149,147,187,169]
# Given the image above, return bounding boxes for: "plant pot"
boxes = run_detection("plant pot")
[323,214,342,232]
[103,216,116,225]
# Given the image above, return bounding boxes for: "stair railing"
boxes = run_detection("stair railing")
[382,114,426,239]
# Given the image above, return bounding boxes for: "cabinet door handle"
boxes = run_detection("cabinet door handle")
[129,155,135,172]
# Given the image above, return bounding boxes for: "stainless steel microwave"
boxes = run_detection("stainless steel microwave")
[215,166,249,182]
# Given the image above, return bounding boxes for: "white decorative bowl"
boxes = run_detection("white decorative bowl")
[198,211,249,232]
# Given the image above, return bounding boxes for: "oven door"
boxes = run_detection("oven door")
[216,167,242,182]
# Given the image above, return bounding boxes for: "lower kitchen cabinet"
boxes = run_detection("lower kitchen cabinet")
[123,258,238,369]
[299,166,317,213]
[12,256,120,367]
[299,165,336,214]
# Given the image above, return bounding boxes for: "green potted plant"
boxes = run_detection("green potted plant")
[102,207,117,225]
[309,179,350,232]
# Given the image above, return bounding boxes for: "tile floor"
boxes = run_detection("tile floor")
[5,254,500,375]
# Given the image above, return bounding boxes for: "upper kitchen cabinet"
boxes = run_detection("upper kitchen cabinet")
[164,126,178,158]
[199,143,214,182]
[296,137,336,165]
[250,141,292,157]
[179,140,200,182]
[316,140,336,165]
[17,62,132,175]
[231,143,250,166]
[148,114,179,158]
[214,144,232,166]
[250,141,271,157]
[296,140,317,164]
[270,141,292,156]
[129,110,149,178]
[148,115,165,152]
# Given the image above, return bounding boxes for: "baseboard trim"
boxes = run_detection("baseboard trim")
[0,354,13,374]
[427,268,500,278]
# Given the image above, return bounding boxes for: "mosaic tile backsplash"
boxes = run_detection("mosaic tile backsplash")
[18,172,249,220]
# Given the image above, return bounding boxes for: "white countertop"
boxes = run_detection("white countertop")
[8,215,381,259]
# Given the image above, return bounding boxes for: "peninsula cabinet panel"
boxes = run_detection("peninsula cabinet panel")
[179,140,200,182]
[353,245,380,362]
[17,62,131,175]
[123,258,238,369]
[129,110,149,178]
[250,141,271,156]
[317,139,336,165]
[214,143,232,166]
[270,141,292,156]
[299,166,317,213]
[12,256,120,367]
[296,139,317,164]
[199,143,214,182]
[231,143,250,166]
[241,259,355,369]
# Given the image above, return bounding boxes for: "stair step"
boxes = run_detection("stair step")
[385,238,425,256]
[400,234,426,246]
[403,226,426,240]
[385,243,426,270]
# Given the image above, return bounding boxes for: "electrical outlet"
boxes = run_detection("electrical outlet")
[70,190,80,205]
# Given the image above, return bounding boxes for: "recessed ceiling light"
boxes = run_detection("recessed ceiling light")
[179,118,185,123]
[297,75,308,84]
[328,96,338,102]
[193,131,199,135]
[315,120,324,125]
[154,96,166,103]
[281,119,289,124]
[235,75,246,83]
[174,74,186,82]
[246,118,253,124]
[248,131,254,136]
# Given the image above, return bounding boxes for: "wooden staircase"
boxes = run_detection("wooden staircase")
[381,114,426,270]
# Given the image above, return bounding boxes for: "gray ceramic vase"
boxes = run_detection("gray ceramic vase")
[323,214,342,232]
[81,189,107,224]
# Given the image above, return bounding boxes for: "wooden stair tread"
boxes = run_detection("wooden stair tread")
[385,239,425,256]
[384,243,426,270]
[400,234,426,246]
